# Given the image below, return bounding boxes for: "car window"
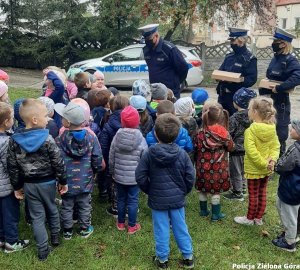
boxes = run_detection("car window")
[103,48,142,62]
[189,49,200,59]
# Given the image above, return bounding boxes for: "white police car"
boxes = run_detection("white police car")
[69,44,203,89]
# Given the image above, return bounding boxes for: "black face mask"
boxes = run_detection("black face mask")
[145,39,154,49]
[230,44,244,54]
[272,42,282,53]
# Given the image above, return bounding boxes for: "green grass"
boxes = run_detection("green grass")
[1,88,300,270]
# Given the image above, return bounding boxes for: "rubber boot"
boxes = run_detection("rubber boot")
[199,201,210,216]
[211,204,226,221]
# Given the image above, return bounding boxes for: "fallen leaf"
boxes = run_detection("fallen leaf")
[261,230,270,237]
[233,245,240,250]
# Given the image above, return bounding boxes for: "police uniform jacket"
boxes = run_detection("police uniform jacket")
[216,46,257,94]
[143,38,188,95]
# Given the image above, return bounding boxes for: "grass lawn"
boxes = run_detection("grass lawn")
[1,88,300,270]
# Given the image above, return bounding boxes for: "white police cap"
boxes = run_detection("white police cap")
[138,24,159,38]
[273,27,295,43]
[228,27,249,39]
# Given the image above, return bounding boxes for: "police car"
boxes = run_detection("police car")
[69,44,203,89]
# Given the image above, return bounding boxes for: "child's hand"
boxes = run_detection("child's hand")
[58,184,68,195]
[267,159,276,171]
[14,189,24,200]
[43,68,50,76]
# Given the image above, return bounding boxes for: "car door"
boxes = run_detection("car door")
[102,47,145,86]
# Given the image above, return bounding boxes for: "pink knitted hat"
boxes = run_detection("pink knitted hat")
[0,81,8,98]
[0,69,9,82]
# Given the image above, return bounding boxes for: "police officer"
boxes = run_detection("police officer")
[259,27,300,156]
[216,27,257,115]
[138,24,189,99]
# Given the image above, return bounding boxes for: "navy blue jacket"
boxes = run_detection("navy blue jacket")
[216,46,257,93]
[135,143,195,210]
[98,110,122,162]
[276,141,300,205]
[146,127,193,153]
[143,38,189,97]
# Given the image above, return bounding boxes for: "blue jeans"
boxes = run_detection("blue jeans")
[116,183,139,227]
[0,193,20,244]
[152,207,193,262]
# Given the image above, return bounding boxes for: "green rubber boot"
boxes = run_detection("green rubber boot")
[211,204,226,221]
[199,201,210,217]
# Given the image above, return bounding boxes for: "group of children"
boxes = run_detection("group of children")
[0,67,300,268]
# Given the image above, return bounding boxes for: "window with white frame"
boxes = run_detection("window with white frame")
[282,18,287,29]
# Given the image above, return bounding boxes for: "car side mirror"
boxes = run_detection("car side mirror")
[108,57,114,64]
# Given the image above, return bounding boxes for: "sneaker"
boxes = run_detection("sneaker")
[106,206,118,218]
[79,225,94,238]
[4,239,30,253]
[234,216,254,225]
[254,218,263,226]
[63,230,73,240]
[272,237,296,252]
[223,192,244,201]
[128,223,141,235]
[276,231,300,243]
[117,222,126,231]
[38,246,53,261]
[153,256,169,269]
[179,258,195,269]
[51,233,60,247]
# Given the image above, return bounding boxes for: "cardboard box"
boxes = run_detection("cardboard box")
[259,79,294,93]
[211,70,244,83]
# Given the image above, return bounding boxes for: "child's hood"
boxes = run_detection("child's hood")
[149,143,180,165]
[203,125,230,150]
[59,130,90,157]
[12,129,49,153]
[234,110,251,129]
[115,128,143,152]
[248,122,277,142]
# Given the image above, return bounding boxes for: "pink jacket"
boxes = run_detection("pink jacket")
[66,81,78,99]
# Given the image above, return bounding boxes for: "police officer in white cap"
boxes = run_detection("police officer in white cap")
[259,27,300,156]
[216,27,257,116]
[138,24,189,99]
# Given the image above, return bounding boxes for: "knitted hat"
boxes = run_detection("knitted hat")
[38,97,55,116]
[54,102,85,126]
[0,69,9,82]
[132,79,151,102]
[108,87,119,96]
[233,87,257,109]
[130,95,147,112]
[14,98,25,128]
[174,97,194,117]
[291,120,300,136]
[191,88,208,105]
[0,81,8,98]
[66,68,82,81]
[150,83,168,100]
[121,106,140,128]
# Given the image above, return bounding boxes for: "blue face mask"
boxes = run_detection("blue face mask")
[231,44,244,54]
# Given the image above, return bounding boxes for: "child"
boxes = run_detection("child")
[136,113,195,269]
[0,69,9,84]
[146,100,193,153]
[87,89,111,132]
[38,97,59,139]
[66,68,82,99]
[129,95,154,137]
[174,97,197,140]
[0,81,9,103]
[272,120,300,252]
[191,88,209,127]
[150,83,168,109]
[99,95,129,215]
[7,99,68,261]
[194,101,234,221]
[94,71,107,90]
[75,72,92,100]
[132,79,155,121]
[223,87,256,201]
[55,102,103,240]
[0,102,29,253]
[234,97,280,225]
[109,106,147,234]
[167,88,177,103]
